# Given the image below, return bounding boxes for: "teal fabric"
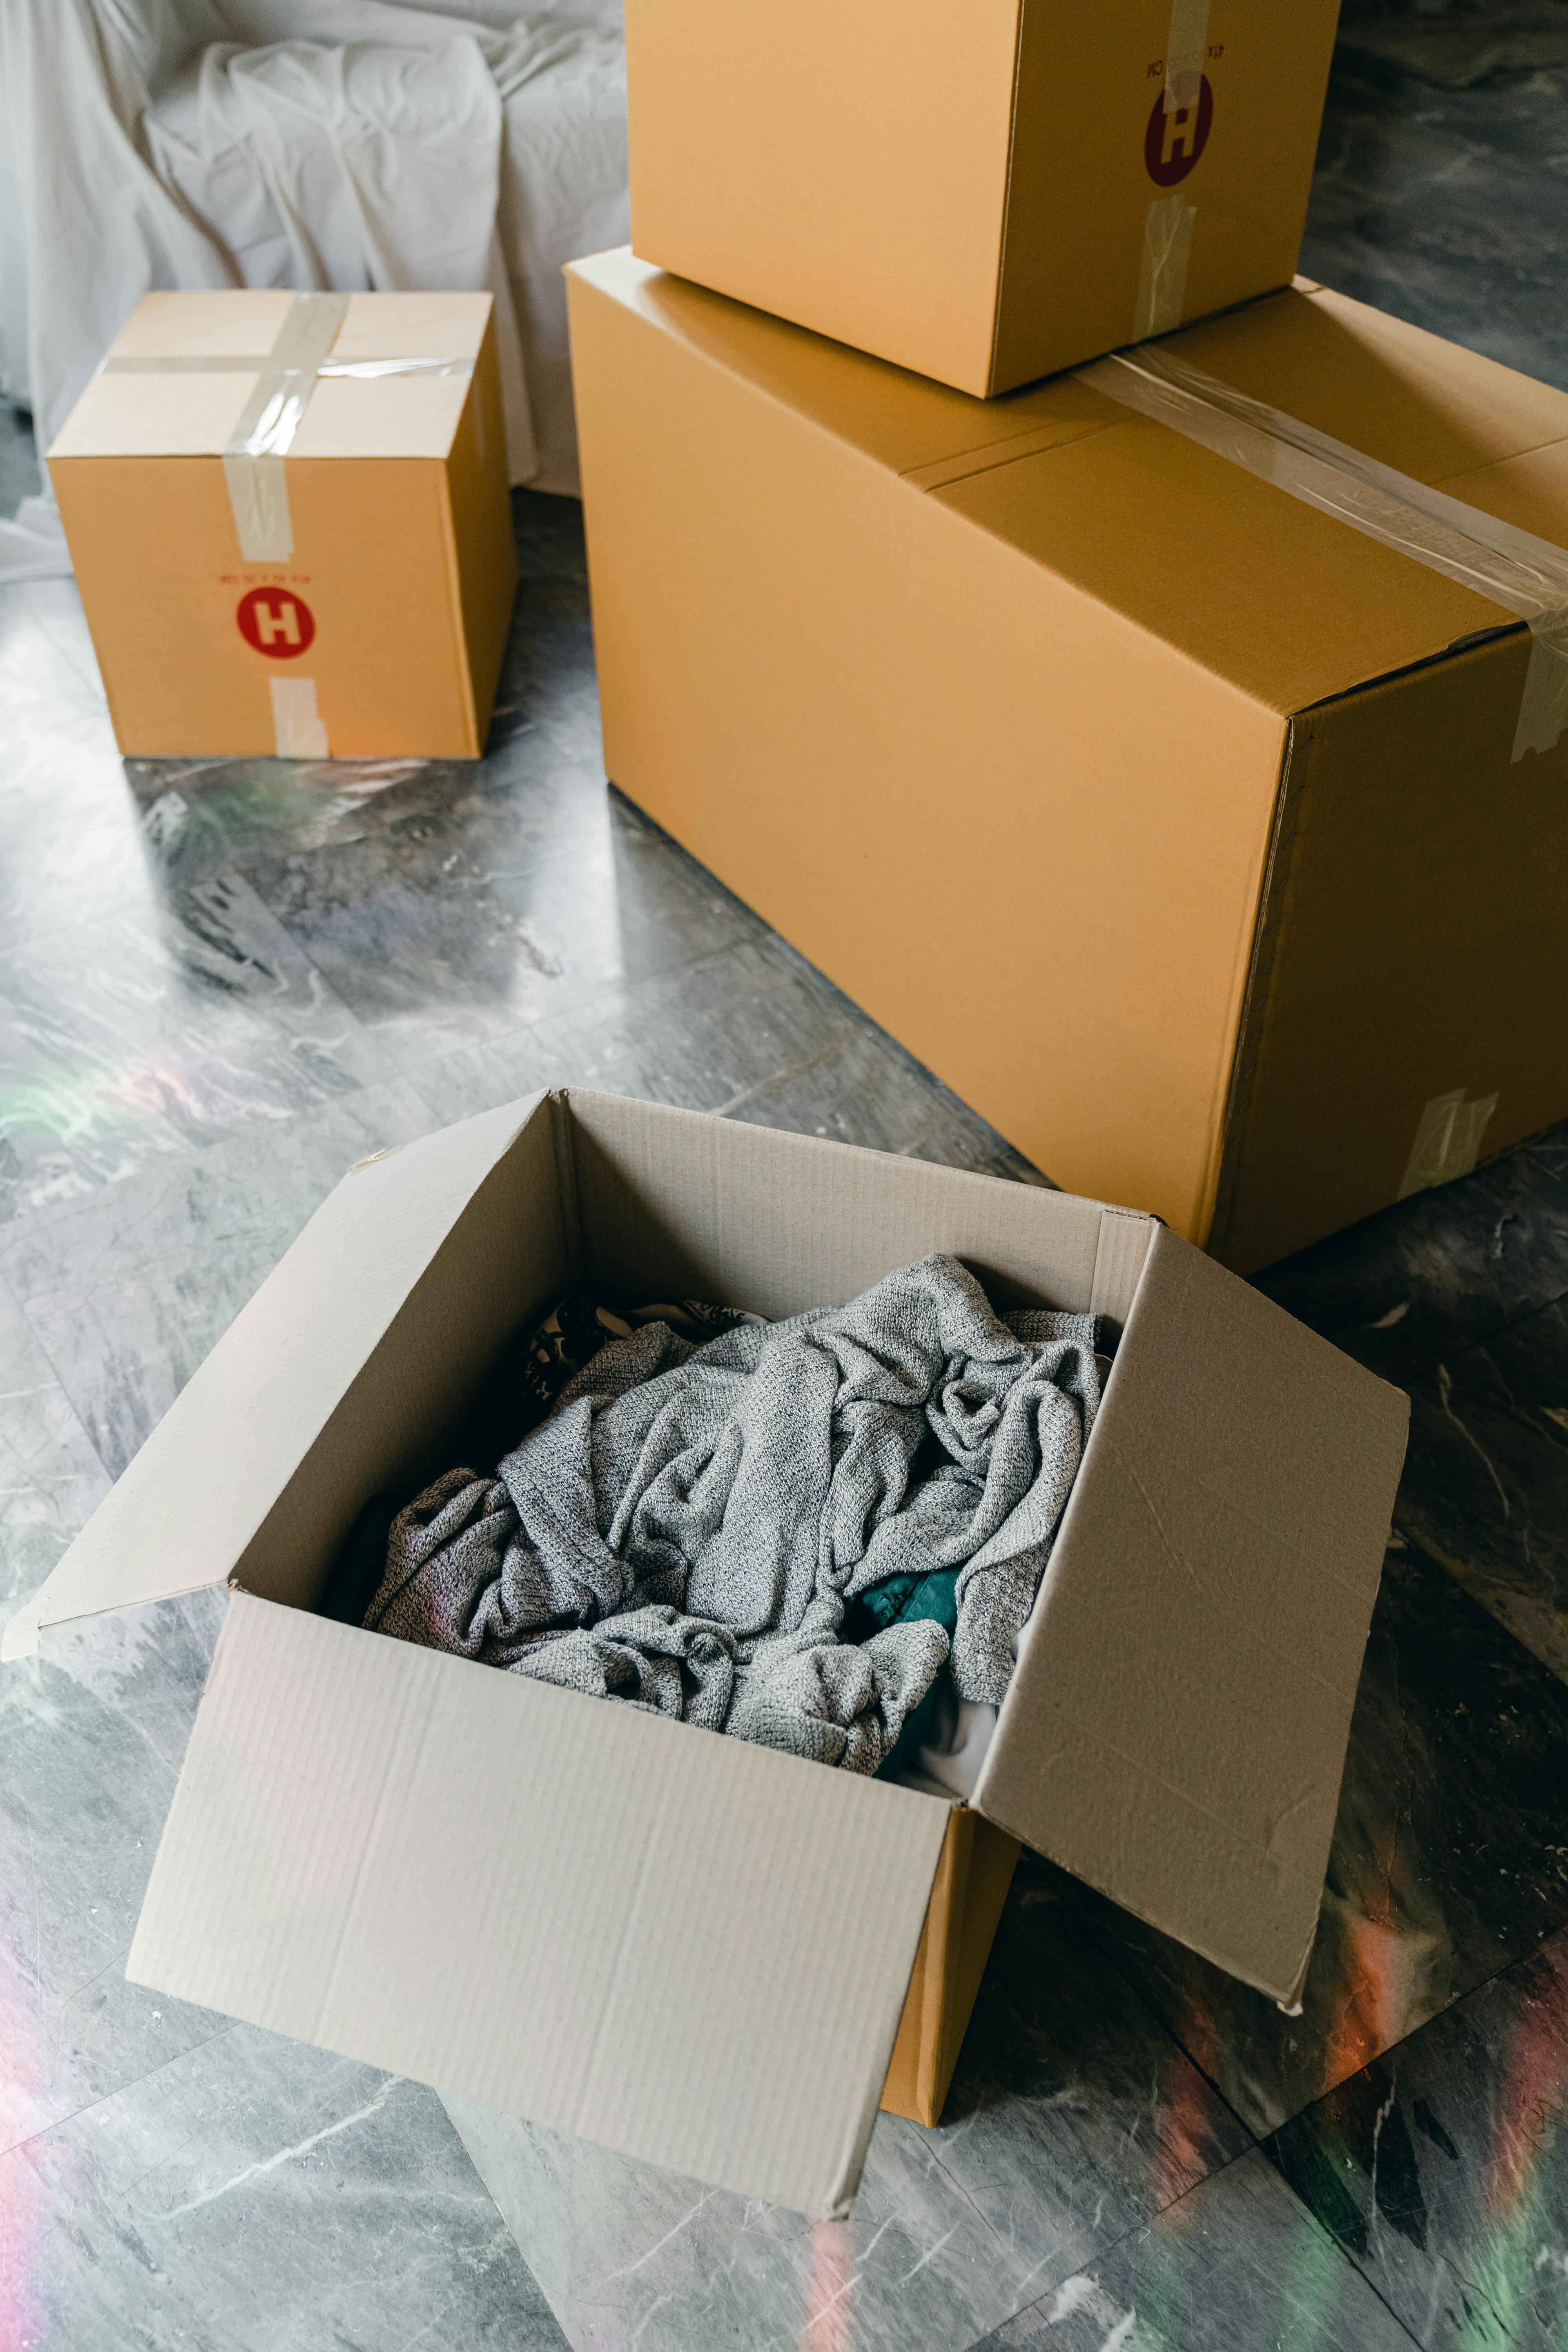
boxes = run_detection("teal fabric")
[844,1569,960,1780]
[319,1490,409,1627]
[846,1568,960,1641]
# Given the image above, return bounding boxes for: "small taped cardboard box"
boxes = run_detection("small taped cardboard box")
[48,290,518,760]
[626,0,1340,397]
[5,1091,1407,2213]
[566,250,1568,1276]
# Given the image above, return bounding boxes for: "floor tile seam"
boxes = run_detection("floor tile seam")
[708,1028,876,1122]
[1250,1928,1568,2321]
[1062,1900,1265,2153]
[410,2099,575,2346]
[0,1062,435,1279]
[735,938,1022,1138]
[502,782,705,843]
[740,934,1049,1171]
[951,2137,1425,2352]
[604,784,775,930]
[1283,2188,1513,2352]
[0,1263,115,1486]
[233,794,615,896]
[395,933,844,1093]
[458,826,639,897]
[942,2137,1252,2352]
[1256,2020,1540,2352]
[1252,1938,1563,2151]
[0,1054,383,1246]
[912,2120,1064,2281]
[194,855,382,989]
[433,2093,578,2349]
[1258,2154,1431,2351]
[1391,1516,1568,1694]
[1385,1275,1568,1390]
[474,834,770,957]
[557,927,779,1009]
[0,1134,246,1314]
[0,2018,237,2166]
[592,793,1033,1140]
[1519,1139,1568,1187]
[185,858,410,1060]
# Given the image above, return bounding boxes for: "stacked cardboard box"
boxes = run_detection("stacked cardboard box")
[626,0,1343,393]
[572,4,1568,1274]
[566,260,1568,1275]
[552,0,1564,2155]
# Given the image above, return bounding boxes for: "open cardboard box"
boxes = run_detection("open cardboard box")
[5,1092,1407,2216]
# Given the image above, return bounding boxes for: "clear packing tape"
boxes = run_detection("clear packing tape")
[101,291,475,564]
[1163,0,1211,111]
[1078,343,1568,762]
[1132,0,1212,340]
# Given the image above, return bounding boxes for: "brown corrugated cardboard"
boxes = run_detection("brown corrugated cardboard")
[880,1810,1021,2129]
[565,250,1568,1274]
[626,0,1340,397]
[48,290,518,759]
[6,1092,1407,2211]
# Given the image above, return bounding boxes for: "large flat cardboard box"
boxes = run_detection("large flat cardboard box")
[49,290,518,759]
[6,1093,1406,2214]
[566,251,1568,1275]
[626,0,1341,396]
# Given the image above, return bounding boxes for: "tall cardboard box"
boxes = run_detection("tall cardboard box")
[566,251,1568,1275]
[48,290,519,759]
[6,1093,1407,2209]
[626,0,1341,397]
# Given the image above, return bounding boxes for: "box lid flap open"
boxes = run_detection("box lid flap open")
[974,1223,1409,2005]
[129,1592,951,2218]
[2,1094,552,1662]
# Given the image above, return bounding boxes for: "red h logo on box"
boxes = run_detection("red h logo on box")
[237,587,316,659]
[1145,76,1213,186]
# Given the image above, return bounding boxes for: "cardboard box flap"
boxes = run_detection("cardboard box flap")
[105,289,301,360]
[975,1225,1408,2005]
[1191,282,1568,492]
[49,290,491,462]
[566,249,1126,485]
[571,252,1560,722]
[1436,436,1568,554]
[929,411,1511,722]
[2,1094,554,1662]
[129,1592,952,2218]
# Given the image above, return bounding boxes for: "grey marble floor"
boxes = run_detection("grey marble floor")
[1303,2,1568,394]
[0,401,39,518]
[5,29,1568,2352]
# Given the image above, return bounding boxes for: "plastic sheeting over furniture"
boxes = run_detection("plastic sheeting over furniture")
[0,0,627,579]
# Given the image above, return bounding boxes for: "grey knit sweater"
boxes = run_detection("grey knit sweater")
[365,1253,1099,1775]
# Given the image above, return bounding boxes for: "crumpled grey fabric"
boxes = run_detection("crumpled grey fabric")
[365,1253,1100,1775]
